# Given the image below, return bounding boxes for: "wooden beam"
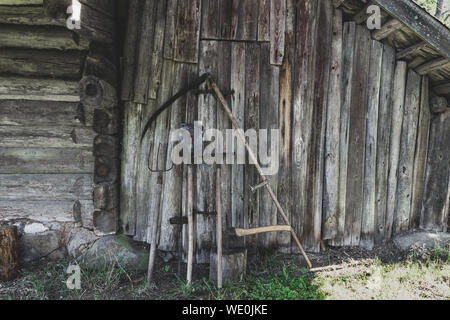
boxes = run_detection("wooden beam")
[0,25,89,51]
[0,76,79,102]
[372,18,403,41]
[353,2,373,24]
[396,42,429,60]
[373,0,450,59]
[415,58,450,75]
[232,226,292,237]
[433,82,450,95]
[1,0,42,4]
[0,5,60,25]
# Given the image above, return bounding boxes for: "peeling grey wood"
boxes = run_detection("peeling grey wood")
[395,69,421,233]
[0,148,94,174]
[0,76,79,102]
[386,61,407,239]
[0,25,89,51]
[421,111,450,232]
[0,100,92,127]
[0,174,94,201]
[120,102,141,236]
[323,8,342,241]
[374,44,395,244]
[0,126,95,148]
[331,21,355,247]
[0,48,83,79]
[269,0,285,65]
[361,40,383,250]
[410,76,431,228]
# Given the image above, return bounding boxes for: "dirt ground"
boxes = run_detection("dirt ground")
[0,242,448,300]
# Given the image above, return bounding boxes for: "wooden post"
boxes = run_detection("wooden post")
[187,165,194,286]
[0,226,19,282]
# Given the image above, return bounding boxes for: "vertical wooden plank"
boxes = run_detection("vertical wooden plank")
[360,40,383,250]
[323,7,342,242]
[219,0,234,39]
[163,0,178,60]
[374,44,395,244]
[196,40,218,263]
[292,0,318,250]
[174,0,201,64]
[133,0,157,104]
[344,24,371,247]
[201,0,219,39]
[121,0,143,101]
[304,0,332,252]
[410,76,431,228]
[269,0,286,65]
[395,69,421,234]
[216,41,232,251]
[120,101,141,236]
[244,42,261,258]
[148,0,167,100]
[258,0,270,42]
[235,0,258,41]
[276,0,294,251]
[159,62,188,252]
[230,42,246,238]
[385,61,407,240]
[259,42,280,250]
[331,21,355,247]
[421,112,450,232]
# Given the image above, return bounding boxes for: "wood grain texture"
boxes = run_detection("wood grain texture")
[174,0,201,63]
[395,69,421,233]
[361,40,383,250]
[374,44,395,244]
[386,61,408,240]
[257,0,270,42]
[269,0,285,65]
[0,5,60,26]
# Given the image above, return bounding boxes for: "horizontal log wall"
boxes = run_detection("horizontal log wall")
[0,1,116,236]
[121,0,447,260]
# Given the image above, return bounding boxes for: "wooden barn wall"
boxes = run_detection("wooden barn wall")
[120,0,448,259]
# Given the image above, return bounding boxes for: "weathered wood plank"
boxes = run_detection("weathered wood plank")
[243,42,260,257]
[0,5,60,25]
[234,0,258,41]
[0,100,92,127]
[0,200,93,227]
[120,101,141,236]
[395,69,421,233]
[259,42,279,250]
[133,0,157,104]
[201,0,219,39]
[230,42,245,239]
[373,0,450,59]
[196,40,218,262]
[0,48,83,79]
[257,0,270,42]
[372,19,403,41]
[0,126,95,148]
[1,0,42,5]
[331,21,356,247]
[0,174,93,201]
[0,76,79,102]
[174,0,201,64]
[0,147,94,174]
[0,25,89,51]
[292,0,318,250]
[385,61,408,239]
[374,44,395,244]
[159,62,188,252]
[120,0,143,101]
[396,42,428,60]
[322,7,342,242]
[304,0,332,251]
[410,76,431,228]
[148,0,167,100]
[276,0,294,251]
[415,58,450,76]
[344,24,371,247]
[163,0,178,59]
[360,40,383,250]
[269,0,285,65]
